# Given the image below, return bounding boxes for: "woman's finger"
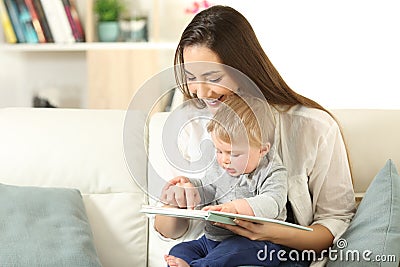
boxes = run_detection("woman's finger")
[165,189,178,207]
[185,187,199,209]
[216,219,266,240]
[232,219,259,231]
[178,176,190,184]
[161,177,180,194]
[174,186,187,208]
[216,223,256,239]
[203,205,222,211]
[162,176,187,192]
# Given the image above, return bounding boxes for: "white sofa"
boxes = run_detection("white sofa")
[0,107,399,267]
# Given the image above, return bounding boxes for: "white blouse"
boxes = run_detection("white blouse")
[272,105,356,240]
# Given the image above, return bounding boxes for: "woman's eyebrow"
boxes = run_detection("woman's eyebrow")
[184,69,221,77]
[201,71,221,77]
[184,69,194,76]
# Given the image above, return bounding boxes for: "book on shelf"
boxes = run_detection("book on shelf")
[1,0,85,45]
[38,0,66,43]
[140,205,313,231]
[0,0,17,43]
[54,0,75,43]
[43,0,75,43]
[31,0,53,42]
[61,0,84,42]
[69,0,84,42]
[24,0,45,43]
[15,0,39,43]
[3,0,25,42]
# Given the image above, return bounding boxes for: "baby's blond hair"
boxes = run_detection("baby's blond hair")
[207,94,273,147]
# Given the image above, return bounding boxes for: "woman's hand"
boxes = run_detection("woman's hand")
[160,176,200,209]
[214,219,280,241]
[215,220,334,253]
[202,202,238,214]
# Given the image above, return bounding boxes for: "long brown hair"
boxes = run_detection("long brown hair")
[175,5,325,111]
[174,5,353,178]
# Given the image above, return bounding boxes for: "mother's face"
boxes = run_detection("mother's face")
[183,45,238,111]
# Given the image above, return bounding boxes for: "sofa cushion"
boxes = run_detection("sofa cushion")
[327,159,400,266]
[0,183,102,266]
[0,108,148,267]
[332,109,400,195]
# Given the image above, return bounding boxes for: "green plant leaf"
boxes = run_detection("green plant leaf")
[94,0,124,22]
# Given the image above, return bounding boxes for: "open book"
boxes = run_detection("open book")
[140,205,312,231]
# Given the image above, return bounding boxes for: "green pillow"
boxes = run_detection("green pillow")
[327,159,400,266]
[0,183,102,267]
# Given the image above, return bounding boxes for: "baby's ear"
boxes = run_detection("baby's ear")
[260,142,270,157]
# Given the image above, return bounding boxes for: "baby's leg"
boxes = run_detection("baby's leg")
[164,255,190,267]
[192,236,281,266]
[168,235,219,265]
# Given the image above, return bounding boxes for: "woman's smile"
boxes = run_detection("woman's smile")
[203,95,225,107]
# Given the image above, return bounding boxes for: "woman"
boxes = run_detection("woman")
[155,5,356,266]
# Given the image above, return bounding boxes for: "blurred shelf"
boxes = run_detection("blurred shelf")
[0,42,177,52]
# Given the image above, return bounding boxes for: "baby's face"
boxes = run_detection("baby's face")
[211,133,262,176]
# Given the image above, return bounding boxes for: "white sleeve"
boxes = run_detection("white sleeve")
[309,123,356,240]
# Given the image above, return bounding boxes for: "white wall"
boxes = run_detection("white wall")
[0,53,23,107]
[0,51,86,108]
[217,0,400,109]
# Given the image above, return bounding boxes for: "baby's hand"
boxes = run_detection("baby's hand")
[202,202,238,214]
[160,176,200,209]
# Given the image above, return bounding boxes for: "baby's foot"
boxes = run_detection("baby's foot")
[164,255,190,267]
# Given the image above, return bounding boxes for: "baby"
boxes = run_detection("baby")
[162,94,287,267]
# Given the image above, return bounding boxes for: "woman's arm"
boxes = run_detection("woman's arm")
[154,208,190,239]
[215,220,333,253]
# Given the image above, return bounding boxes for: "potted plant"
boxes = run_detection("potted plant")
[94,0,124,42]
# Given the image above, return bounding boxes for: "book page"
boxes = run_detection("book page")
[140,205,312,231]
[140,205,208,219]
